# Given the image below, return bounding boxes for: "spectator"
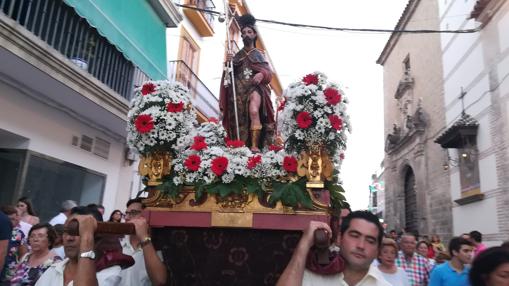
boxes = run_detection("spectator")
[51,224,65,258]
[49,200,77,226]
[330,206,351,250]
[469,246,509,286]
[36,207,126,286]
[87,204,105,217]
[429,237,473,286]
[461,233,471,241]
[389,229,398,240]
[469,231,486,257]
[120,198,167,286]
[0,211,12,278]
[431,235,446,253]
[276,210,390,286]
[417,241,436,268]
[17,197,39,225]
[396,233,432,286]
[108,210,122,223]
[377,238,411,286]
[10,223,61,286]
[0,205,28,283]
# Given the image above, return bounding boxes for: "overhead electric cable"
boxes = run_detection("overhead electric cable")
[174,3,481,34]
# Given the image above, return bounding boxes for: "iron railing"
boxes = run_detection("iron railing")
[168,60,218,118]
[0,0,149,100]
[189,0,215,30]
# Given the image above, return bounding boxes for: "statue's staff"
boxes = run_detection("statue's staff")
[222,0,240,140]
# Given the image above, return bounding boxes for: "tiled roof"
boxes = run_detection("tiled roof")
[435,113,479,148]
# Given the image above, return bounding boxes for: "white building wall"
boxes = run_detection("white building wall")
[0,82,132,216]
[439,0,509,244]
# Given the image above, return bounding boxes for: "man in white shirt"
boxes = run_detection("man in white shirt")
[37,208,122,286]
[119,198,167,286]
[49,200,77,226]
[277,210,390,286]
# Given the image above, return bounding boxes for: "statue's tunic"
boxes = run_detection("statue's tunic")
[219,48,275,148]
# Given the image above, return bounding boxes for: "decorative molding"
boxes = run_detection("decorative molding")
[394,70,415,99]
[385,105,427,154]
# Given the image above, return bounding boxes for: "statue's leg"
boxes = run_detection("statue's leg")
[249,91,262,152]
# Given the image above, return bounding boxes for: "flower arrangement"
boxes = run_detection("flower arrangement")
[127,81,197,156]
[280,72,351,162]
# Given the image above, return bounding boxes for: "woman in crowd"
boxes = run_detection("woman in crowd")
[469,246,509,286]
[417,240,436,268]
[108,209,123,223]
[377,238,411,286]
[431,234,446,253]
[0,205,28,283]
[16,197,39,225]
[10,223,61,286]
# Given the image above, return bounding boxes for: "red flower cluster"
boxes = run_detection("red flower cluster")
[283,156,298,172]
[191,136,208,151]
[141,83,156,96]
[226,139,245,148]
[324,88,342,105]
[134,114,154,133]
[302,74,319,86]
[167,102,184,113]
[296,112,313,129]
[208,117,219,124]
[339,153,345,160]
[184,155,201,171]
[269,144,284,152]
[211,156,228,176]
[328,115,343,130]
[247,155,262,170]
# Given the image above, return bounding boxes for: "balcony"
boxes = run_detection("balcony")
[0,0,149,101]
[168,60,219,121]
[183,0,215,37]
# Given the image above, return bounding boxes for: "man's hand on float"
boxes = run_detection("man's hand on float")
[252,73,263,85]
[130,217,150,241]
[299,220,332,251]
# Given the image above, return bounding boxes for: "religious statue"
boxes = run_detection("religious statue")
[219,14,275,152]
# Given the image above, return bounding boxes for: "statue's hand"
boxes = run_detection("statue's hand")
[252,73,263,85]
[225,51,234,62]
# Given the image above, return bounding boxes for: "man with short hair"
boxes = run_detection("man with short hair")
[277,210,390,286]
[429,237,473,286]
[36,212,121,286]
[396,233,432,286]
[119,198,167,286]
[469,230,486,257]
[49,200,77,226]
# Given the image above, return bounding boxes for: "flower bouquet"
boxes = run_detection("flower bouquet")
[127,81,197,156]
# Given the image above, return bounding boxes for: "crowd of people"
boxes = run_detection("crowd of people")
[0,198,166,286]
[276,210,509,286]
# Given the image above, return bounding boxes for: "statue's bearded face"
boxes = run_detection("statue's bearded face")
[241,27,256,46]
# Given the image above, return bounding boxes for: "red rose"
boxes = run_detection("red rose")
[134,114,154,134]
[211,156,228,176]
[277,100,286,111]
[339,153,345,160]
[296,112,313,129]
[208,117,219,124]
[269,144,284,151]
[283,156,298,173]
[141,83,156,96]
[302,74,319,86]
[247,155,262,170]
[184,155,201,171]
[328,115,343,130]
[324,88,342,105]
[191,136,207,151]
[226,139,245,148]
[167,102,184,113]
